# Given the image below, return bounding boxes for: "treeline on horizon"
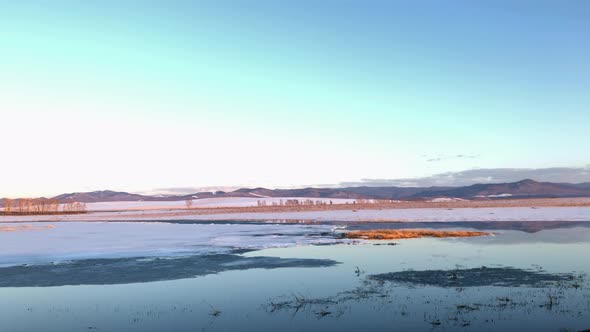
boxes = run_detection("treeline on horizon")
[1,198,87,215]
[254,198,396,207]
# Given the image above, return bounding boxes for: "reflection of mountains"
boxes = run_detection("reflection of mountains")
[348,220,590,233]
[0,254,338,287]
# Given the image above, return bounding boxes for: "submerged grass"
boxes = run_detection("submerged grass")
[370,266,583,288]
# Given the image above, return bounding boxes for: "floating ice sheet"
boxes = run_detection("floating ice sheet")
[0,222,340,266]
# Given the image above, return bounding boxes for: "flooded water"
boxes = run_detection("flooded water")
[1,220,589,331]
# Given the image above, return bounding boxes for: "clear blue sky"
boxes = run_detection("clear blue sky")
[1,1,589,197]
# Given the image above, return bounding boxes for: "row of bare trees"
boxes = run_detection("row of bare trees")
[257,199,332,207]
[255,198,399,207]
[285,199,330,206]
[183,198,401,210]
[1,198,87,215]
[62,201,87,213]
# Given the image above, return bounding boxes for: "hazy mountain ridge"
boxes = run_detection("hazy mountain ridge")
[3,179,590,204]
[407,179,590,199]
[53,190,150,202]
[570,182,590,190]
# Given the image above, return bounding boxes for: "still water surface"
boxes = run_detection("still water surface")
[1,220,589,331]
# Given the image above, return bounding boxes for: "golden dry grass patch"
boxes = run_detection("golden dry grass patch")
[343,229,490,240]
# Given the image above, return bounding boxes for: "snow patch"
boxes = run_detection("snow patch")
[429,197,467,202]
[249,193,270,198]
[475,193,513,198]
[0,222,340,267]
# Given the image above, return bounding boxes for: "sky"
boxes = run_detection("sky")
[1,1,589,197]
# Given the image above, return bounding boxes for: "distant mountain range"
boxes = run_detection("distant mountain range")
[571,182,590,190]
[3,179,590,204]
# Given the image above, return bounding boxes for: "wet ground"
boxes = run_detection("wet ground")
[1,220,589,331]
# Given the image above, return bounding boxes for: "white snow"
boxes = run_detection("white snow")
[80,197,357,211]
[475,193,513,198]
[147,206,590,222]
[0,222,340,267]
[429,197,467,202]
[248,193,270,198]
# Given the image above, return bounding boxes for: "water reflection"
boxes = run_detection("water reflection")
[265,266,590,331]
[0,254,338,287]
[2,220,590,331]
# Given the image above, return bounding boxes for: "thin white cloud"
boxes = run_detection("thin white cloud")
[424,154,480,163]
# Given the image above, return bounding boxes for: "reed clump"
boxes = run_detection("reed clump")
[343,229,490,240]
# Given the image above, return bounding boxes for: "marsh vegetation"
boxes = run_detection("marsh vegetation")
[343,229,490,240]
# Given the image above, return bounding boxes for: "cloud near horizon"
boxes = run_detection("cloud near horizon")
[144,167,590,194]
[337,166,590,188]
[143,186,243,196]
[422,154,479,163]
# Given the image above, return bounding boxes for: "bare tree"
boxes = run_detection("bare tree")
[63,201,87,213]
[2,198,13,214]
[185,199,194,210]
[26,198,34,213]
[17,199,27,214]
[49,199,60,213]
[63,202,73,213]
[75,202,87,213]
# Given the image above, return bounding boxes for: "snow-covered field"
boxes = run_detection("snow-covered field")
[83,197,359,211]
[0,222,341,267]
[1,206,589,223]
[177,206,590,222]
